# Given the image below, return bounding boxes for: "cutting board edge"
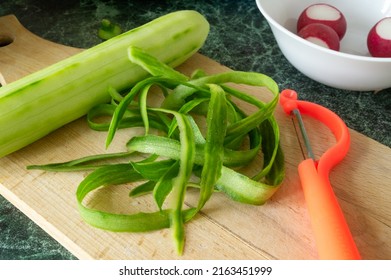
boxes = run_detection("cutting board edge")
[0,181,95,260]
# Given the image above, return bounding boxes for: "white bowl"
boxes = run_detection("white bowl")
[255,0,391,91]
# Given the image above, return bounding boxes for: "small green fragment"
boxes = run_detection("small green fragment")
[98,19,122,40]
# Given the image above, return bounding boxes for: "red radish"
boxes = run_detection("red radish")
[367,17,391,57]
[297,3,347,40]
[298,23,340,51]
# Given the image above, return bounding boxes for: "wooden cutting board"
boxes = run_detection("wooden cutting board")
[1,14,390,260]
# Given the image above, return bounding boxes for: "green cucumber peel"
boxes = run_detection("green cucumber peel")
[28,41,284,255]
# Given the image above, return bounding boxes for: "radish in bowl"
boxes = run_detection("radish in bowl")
[297,3,347,40]
[367,17,391,57]
[298,23,340,51]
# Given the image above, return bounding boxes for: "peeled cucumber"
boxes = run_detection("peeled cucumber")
[0,10,209,158]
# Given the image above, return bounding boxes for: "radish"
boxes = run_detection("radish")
[298,23,340,51]
[367,17,391,57]
[297,3,347,40]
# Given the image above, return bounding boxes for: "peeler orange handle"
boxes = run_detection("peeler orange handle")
[280,89,361,260]
[298,158,361,260]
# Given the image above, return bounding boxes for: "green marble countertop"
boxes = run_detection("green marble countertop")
[1,0,390,260]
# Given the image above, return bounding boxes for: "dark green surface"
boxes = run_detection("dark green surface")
[0,0,390,260]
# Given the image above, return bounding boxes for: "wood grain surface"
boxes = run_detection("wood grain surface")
[0,14,390,260]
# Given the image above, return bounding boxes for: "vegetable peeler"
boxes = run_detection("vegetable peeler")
[280,89,361,260]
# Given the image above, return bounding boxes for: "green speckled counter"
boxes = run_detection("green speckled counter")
[0,0,390,260]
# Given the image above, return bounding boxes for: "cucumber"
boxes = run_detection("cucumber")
[0,10,209,158]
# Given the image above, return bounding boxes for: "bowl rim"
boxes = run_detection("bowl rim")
[255,0,391,63]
